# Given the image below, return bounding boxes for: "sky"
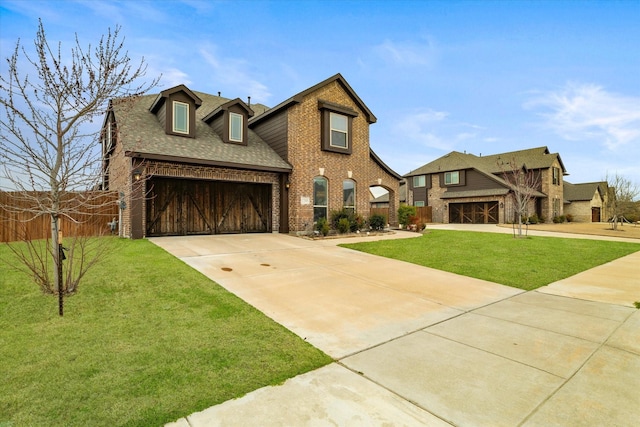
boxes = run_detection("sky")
[1,0,639,187]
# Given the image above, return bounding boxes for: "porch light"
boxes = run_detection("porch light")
[132,169,142,181]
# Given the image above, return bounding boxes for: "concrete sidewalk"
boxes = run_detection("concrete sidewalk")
[158,231,639,427]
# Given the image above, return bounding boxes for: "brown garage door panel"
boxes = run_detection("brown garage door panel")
[449,202,498,224]
[147,178,271,236]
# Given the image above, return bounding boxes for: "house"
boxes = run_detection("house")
[563,181,611,222]
[101,74,401,238]
[404,147,567,224]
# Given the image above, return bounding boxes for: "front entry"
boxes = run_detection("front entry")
[591,207,601,222]
[449,202,499,224]
[146,178,272,236]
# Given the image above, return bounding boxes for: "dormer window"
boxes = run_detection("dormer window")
[149,85,202,138]
[203,98,253,146]
[173,101,189,134]
[229,112,243,142]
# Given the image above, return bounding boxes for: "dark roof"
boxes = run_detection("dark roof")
[564,181,605,202]
[112,90,291,172]
[250,73,377,126]
[405,146,567,178]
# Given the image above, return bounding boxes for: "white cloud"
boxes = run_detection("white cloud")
[395,109,487,152]
[524,82,640,150]
[372,37,438,68]
[156,68,192,88]
[199,44,271,103]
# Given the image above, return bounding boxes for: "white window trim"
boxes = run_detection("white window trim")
[173,101,189,134]
[413,175,426,188]
[445,171,460,185]
[343,179,356,212]
[329,112,348,149]
[229,112,243,142]
[313,177,328,222]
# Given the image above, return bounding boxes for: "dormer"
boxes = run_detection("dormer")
[203,98,254,145]
[149,84,202,138]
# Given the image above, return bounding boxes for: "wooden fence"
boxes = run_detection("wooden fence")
[369,206,433,225]
[416,206,433,224]
[0,191,119,243]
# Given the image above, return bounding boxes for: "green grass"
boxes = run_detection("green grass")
[342,230,640,291]
[0,238,331,427]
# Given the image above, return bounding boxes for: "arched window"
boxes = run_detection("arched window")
[343,179,355,214]
[313,177,328,222]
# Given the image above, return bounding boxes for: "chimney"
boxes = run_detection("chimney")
[217,91,221,97]
[247,96,251,107]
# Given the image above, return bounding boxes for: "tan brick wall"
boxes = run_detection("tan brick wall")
[285,80,399,232]
[564,191,601,222]
[540,160,564,222]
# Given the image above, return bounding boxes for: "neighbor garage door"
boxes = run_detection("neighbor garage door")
[449,202,498,224]
[146,178,272,236]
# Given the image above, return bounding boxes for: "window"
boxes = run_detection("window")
[173,102,189,134]
[313,177,328,222]
[444,171,460,185]
[319,101,356,154]
[552,167,560,185]
[330,113,348,148]
[343,180,355,214]
[414,201,425,207]
[229,112,243,142]
[413,175,426,188]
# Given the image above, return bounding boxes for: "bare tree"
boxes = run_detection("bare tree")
[0,20,158,315]
[605,172,640,230]
[500,157,542,237]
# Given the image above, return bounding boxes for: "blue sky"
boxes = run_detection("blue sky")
[1,0,639,186]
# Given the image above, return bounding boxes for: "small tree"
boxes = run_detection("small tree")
[500,157,542,238]
[0,20,158,315]
[606,172,640,230]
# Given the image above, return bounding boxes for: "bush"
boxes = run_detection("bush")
[315,218,329,236]
[553,215,566,223]
[565,213,574,222]
[330,208,363,233]
[398,205,417,226]
[368,214,386,231]
[337,217,350,234]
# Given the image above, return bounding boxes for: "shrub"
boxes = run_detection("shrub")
[369,214,386,231]
[330,208,362,232]
[565,213,574,222]
[315,218,329,236]
[337,217,350,234]
[553,215,566,223]
[352,214,367,232]
[398,205,417,226]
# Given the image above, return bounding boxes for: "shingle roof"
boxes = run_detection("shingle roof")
[112,91,291,172]
[405,146,566,178]
[564,181,605,202]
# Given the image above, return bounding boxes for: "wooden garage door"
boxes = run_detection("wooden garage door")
[146,178,271,236]
[449,202,499,224]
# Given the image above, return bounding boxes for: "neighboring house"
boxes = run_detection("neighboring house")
[101,74,401,238]
[404,147,567,224]
[370,191,390,209]
[564,181,611,222]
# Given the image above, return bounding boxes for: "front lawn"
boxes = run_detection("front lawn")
[341,230,639,290]
[0,238,331,427]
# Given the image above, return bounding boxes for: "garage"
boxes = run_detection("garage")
[146,177,272,236]
[449,202,499,224]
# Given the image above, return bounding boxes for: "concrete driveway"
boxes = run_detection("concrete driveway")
[157,231,640,427]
